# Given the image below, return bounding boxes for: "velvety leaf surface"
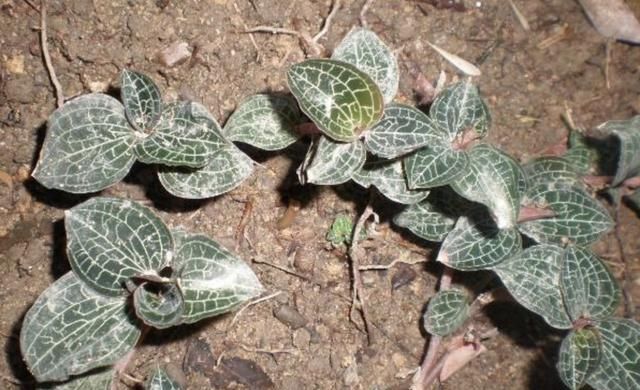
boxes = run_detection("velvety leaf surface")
[158,143,254,199]
[133,282,184,329]
[287,59,383,142]
[393,194,458,242]
[32,93,137,193]
[41,369,115,390]
[493,244,572,329]
[561,246,620,321]
[352,158,429,204]
[331,27,399,104]
[597,116,640,186]
[564,130,597,175]
[587,319,640,390]
[223,94,301,150]
[121,69,162,131]
[20,273,140,382]
[172,231,263,324]
[557,328,602,390]
[404,140,469,189]
[65,197,173,296]
[424,289,470,336]
[301,136,366,185]
[524,157,581,188]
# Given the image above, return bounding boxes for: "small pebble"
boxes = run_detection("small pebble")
[273,304,307,330]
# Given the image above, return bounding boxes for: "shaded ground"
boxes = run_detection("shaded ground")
[1,0,639,389]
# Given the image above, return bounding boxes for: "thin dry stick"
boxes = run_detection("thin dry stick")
[232,1,261,60]
[312,0,341,43]
[245,26,300,36]
[235,197,254,250]
[253,257,311,281]
[411,266,454,390]
[359,0,374,27]
[239,344,297,356]
[230,291,282,328]
[614,202,635,318]
[40,0,64,108]
[605,39,613,89]
[348,191,377,345]
[359,257,427,271]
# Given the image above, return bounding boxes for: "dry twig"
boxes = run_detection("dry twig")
[359,0,375,27]
[230,291,283,328]
[40,0,64,108]
[359,256,427,271]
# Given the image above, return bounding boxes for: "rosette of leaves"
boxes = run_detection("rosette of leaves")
[32,69,254,198]
[20,197,262,385]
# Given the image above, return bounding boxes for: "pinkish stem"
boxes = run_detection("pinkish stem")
[517,205,556,223]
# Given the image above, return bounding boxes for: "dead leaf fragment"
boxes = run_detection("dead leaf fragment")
[439,342,487,382]
[427,41,481,76]
[156,41,192,67]
[578,0,640,43]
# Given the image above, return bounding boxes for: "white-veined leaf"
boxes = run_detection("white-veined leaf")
[133,282,184,329]
[223,94,302,150]
[597,116,640,186]
[564,130,597,175]
[158,143,254,199]
[287,59,384,142]
[20,273,140,382]
[352,158,429,204]
[518,183,613,245]
[331,27,399,104]
[363,104,444,159]
[524,157,581,188]
[429,80,491,141]
[587,318,640,390]
[121,69,163,131]
[172,231,263,324]
[437,215,522,271]
[561,246,620,321]
[146,366,182,390]
[404,141,469,189]
[393,193,459,242]
[493,244,572,329]
[65,197,173,297]
[557,328,602,390]
[32,93,137,193]
[450,144,525,229]
[300,136,366,185]
[135,102,227,167]
[424,289,470,336]
[39,369,115,390]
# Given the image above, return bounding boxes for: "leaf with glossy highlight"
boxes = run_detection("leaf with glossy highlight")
[352,158,429,204]
[393,192,460,242]
[146,366,182,390]
[20,273,140,382]
[557,328,602,390]
[224,94,302,151]
[524,157,581,188]
[331,27,399,104]
[32,93,137,193]
[287,59,384,142]
[65,197,173,296]
[41,369,115,390]
[121,69,162,131]
[133,282,184,329]
[172,231,263,324]
[430,81,491,141]
[300,136,366,185]
[587,318,640,390]
[424,289,470,336]
[404,141,469,189]
[493,244,572,329]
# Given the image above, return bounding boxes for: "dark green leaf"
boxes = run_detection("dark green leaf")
[158,143,254,199]
[133,282,184,329]
[172,231,263,324]
[287,59,384,142]
[40,369,115,390]
[65,197,173,296]
[20,273,140,382]
[146,366,182,390]
[493,244,572,329]
[32,93,137,193]
[561,246,620,321]
[404,140,469,189]
[121,69,162,131]
[429,81,491,141]
[331,27,399,104]
[392,193,459,242]
[597,116,640,186]
[518,183,613,245]
[557,328,602,390]
[300,136,366,185]
[564,130,597,175]
[223,94,302,151]
[424,289,470,336]
[524,157,581,188]
[587,318,640,390]
[352,158,429,204]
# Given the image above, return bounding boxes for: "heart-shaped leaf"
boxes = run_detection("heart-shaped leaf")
[65,197,173,296]
[561,246,620,321]
[158,143,254,199]
[597,116,640,186]
[393,192,459,242]
[429,80,491,141]
[133,282,184,329]
[563,130,598,175]
[287,59,384,142]
[32,93,137,193]
[146,366,182,390]
[587,318,640,390]
[518,183,613,245]
[121,69,163,132]
[45,369,115,390]
[134,102,227,167]
[423,288,470,336]
[450,144,525,229]
[352,158,429,204]
[493,244,572,329]
[404,140,469,189]
[172,231,263,324]
[20,273,140,382]
[557,328,602,390]
[223,94,302,151]
[524,157,581,188]
[331,27,399,104]
[437,215,522,271]
[363,104,444,159]
[300,136,366,185]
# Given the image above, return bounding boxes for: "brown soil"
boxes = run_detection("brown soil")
[1,0,639,389]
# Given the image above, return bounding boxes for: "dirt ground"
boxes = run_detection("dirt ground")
[1,0,639,389]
